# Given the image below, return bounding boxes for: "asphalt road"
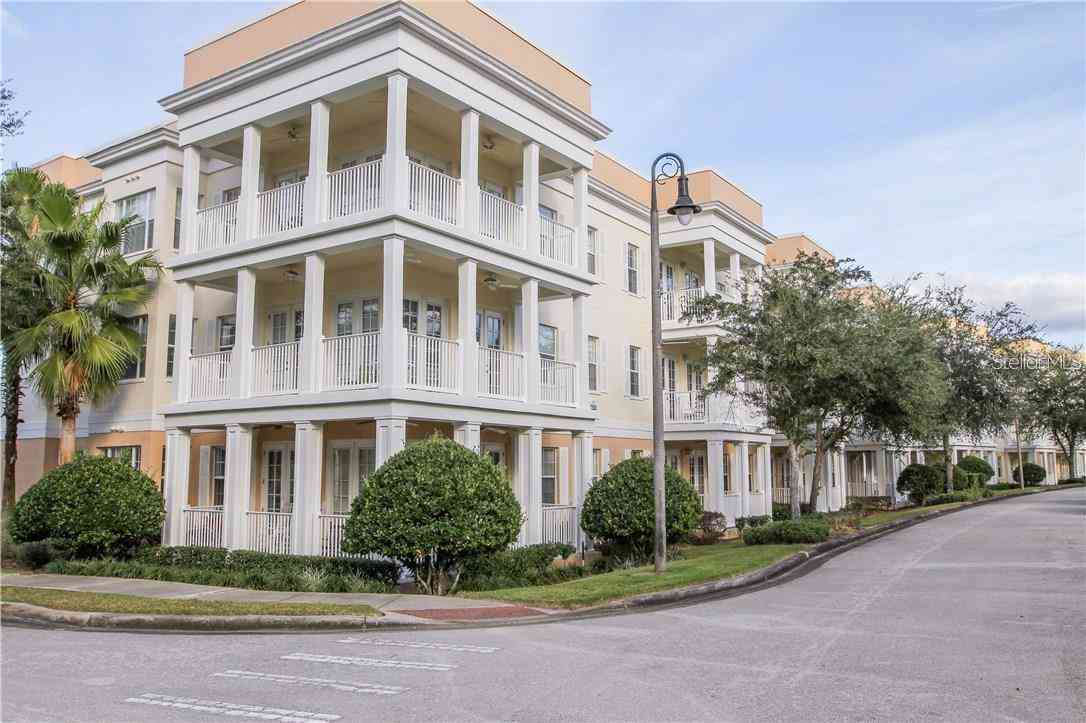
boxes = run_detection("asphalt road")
[3,487,1084,722]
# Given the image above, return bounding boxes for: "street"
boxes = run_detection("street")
[3,487,1084,722]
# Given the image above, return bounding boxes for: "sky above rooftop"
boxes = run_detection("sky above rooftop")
[2,1,1083,345]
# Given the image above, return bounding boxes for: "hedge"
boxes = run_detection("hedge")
[742,519,830,545]
[457,543,585,591]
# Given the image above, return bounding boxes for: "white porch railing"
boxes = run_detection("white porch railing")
[539,358,576,406]
[664,390,707,423]
[662,286,706,323]
[478,347,525,400]
[479,190,525,248]
[189,350,232,401]
[848,479,885,498]
[539,217,576,266]
[251,341,300,396]
[322,332,380,390]
[257,181,305,237]
[409,161,461,226]
[247,511,293,555]
[182,507,224,547]
[194,200,239,253]
[327,158,383,220]
[319,514,349,557]
[405,333,460,393]
[542,505,578,546]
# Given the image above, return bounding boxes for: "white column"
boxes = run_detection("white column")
[730,251,742,285]
[458,258,477,398]
[232,268,257,398]
[738,441,750,517]
[572,293,587,408]
[707,439,725,514]
[299,253,325,393]
[762,444,773,513]
[516,427,543,544]
[460,108,479,235]
[453,422,481,454]
[164,429,191,546]
[180,146,201,254]
[375,417,407,468]
[573,166,589,272]
[385,73,409,212]
[522,141,540,254]
[238,124,262,241]
[521,278,540,404]
[703,239,717,293]
[304,99,331,225]
[223,424,253,550]
[573,431,593,550]
[292,421,323,555]
[382,236,405,392]
[174,281,194,403]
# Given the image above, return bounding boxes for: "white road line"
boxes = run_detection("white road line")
[213,670,406,695]
[123,693,340,721]
[336,638,499,654]
[281,653,456,672]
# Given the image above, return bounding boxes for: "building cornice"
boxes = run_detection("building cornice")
[85,123,180,168]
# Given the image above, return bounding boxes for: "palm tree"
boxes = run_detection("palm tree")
[9,183,161,465]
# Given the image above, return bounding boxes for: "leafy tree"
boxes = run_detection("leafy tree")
[896,463,942,505]
[1012,462,1046,485]
[0,80,28,138]
[8,186,161,464]
[1017,346,1086,479]
[342,437,521,595]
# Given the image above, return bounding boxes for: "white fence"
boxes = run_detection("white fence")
[183,507,224,547]
[405,333,460,393]
[327,158,382,219]
[247,511,293,555]
[539,217,576,266]
[478,347,525,400]
[189,350,232,401]
[322,332,380,390]
[194,200,238,253]
[251,341,299,396]
[664,390,707,424]
[319,514,349,557]
[409,161,461,226]
[479,190,524,248]
[542,505,578,546]
[662,286,706,323]
[256,181,305,237]
[539,358,576,406]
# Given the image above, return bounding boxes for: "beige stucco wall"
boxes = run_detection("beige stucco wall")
[765,233,834,266]
[35,155,101,189]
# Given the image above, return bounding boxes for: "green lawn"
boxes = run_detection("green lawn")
[463,541,806,609]
[0,586,381,617]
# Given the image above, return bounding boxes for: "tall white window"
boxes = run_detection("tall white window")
[587,227,599,276]
[117,189,155,254]
[211,446,226,506]
[361,298,380,333]
[625,242,640,294]
[587,335,604,392]
[166,314,176,378]
[689,454,706,497]
[541,447,558,505]
[331,447,352,515]
[101,445,142,470]
[403,299,419,333]
[121,315,148,380]
[627,345,642,397]
[336,303,354,336]
[539,324,558,361]
[591,448,603,483]
[173,188,182,250]
[217,315,236,351]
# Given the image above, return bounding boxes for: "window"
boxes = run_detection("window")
[425,303,443,338]
[336,303,354,336]
[102,445,141,470]
[539,204,559,222]
[160,445,166,490]
[173,188,182,250]
[217,315,236,351]
[211,446,226,507]
[331,447,351,515]
[269,311,289,345]
[586,227,599,276]
[627,345,642,397]
[689,455,706,497]
[630,449,644,459]
[403,299,419,334]
[361,298,380,333]
[539,324,558,361]
[591,448,603,483]
[121,315,148,380]
[687,363,703,393]
[221,186,241,204]
[541,447,558,505]
[587,335,603,392]
[117,189,155,254]
[166,314,176,378]
[625,242,640,294]
[723,452,732,493]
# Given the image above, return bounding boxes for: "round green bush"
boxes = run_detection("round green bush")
[896,463,943,505]
[1013,462,1046,485]
[956,455,994,484]
[9,454,164,558]
[580,456,703,558]
[342,436,521,595]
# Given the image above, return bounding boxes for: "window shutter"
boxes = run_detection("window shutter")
[622,245,629,293]
[602,448,611,473]
[624,344,631,396]
[198,445,211,507]
[599,338,608,392]
[558,446,570,504]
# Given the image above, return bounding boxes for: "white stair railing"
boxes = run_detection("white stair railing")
[251,341,300,396]
[479,190,525,248]
[542,505,578,546]
[664,390,707,423]
[405,333,460,393]
[194,200,239,253]
[539,217,576,266]
[327,158,383,219]
[478,347,525,400]
[321,332,380,390]
[256,181,305,237]
[183,507,224,547]
[539,358,576,406]
[189,350,232,401]
[409,161,461,226]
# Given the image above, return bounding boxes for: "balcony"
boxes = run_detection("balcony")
[662,286,706,324]
[664,390,765,430]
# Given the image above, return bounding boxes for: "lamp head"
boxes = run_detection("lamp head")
[667,174,701,226]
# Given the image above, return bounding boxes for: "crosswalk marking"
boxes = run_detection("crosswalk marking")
[213,670,407,695]
[281,652,456,672]
[335,638,499,654]
[123,693,340,721]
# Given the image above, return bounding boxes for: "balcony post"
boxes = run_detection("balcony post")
[516,427,543,544]
[738,440,751,517]
[762,444,774,512]
[572,431,593,552]
[458,258,477,398]
[375,417,407,468]
[707,439,725,516]
[703,239,717,293]
[730,251,743,285]
[304,99,331,226]
[223,423,253,550]
[460,109,479,235]
[453,422,481,454]
[522,141,540,254]
[299,253,325,393]
[180,146,201,254]
[232,268,257,399]
[385,73,409,212]
[572,293,587,408]
[163,428,191,546]
[237,124,262,241]
[381,236,405,392]
[573,166,589,272]
[291,421,324,555]
[174,281,194,403]
[520,278,540,404]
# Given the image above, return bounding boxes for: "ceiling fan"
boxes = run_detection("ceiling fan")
[482,273,518,291]
[481,134,497,151]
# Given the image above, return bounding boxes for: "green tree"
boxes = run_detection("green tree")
[8,185,161,465]
[1018,346,1086,479]
[0,80,29,138]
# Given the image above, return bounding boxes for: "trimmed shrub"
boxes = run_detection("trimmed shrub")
[14,540,58,569]
[897,463,943,505]
[1013,462,1046,485]
[342,437,521,595]
[772,502,815,520]
[580,456,703,559]
[742,519,830,545]
[458,543,583,591]
[735,515,771,531]
[956,455,995,484]
[1058,477,1085,485]
[9,455,164,558]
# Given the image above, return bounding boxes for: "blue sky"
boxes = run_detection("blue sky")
[3,1,1083,345]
